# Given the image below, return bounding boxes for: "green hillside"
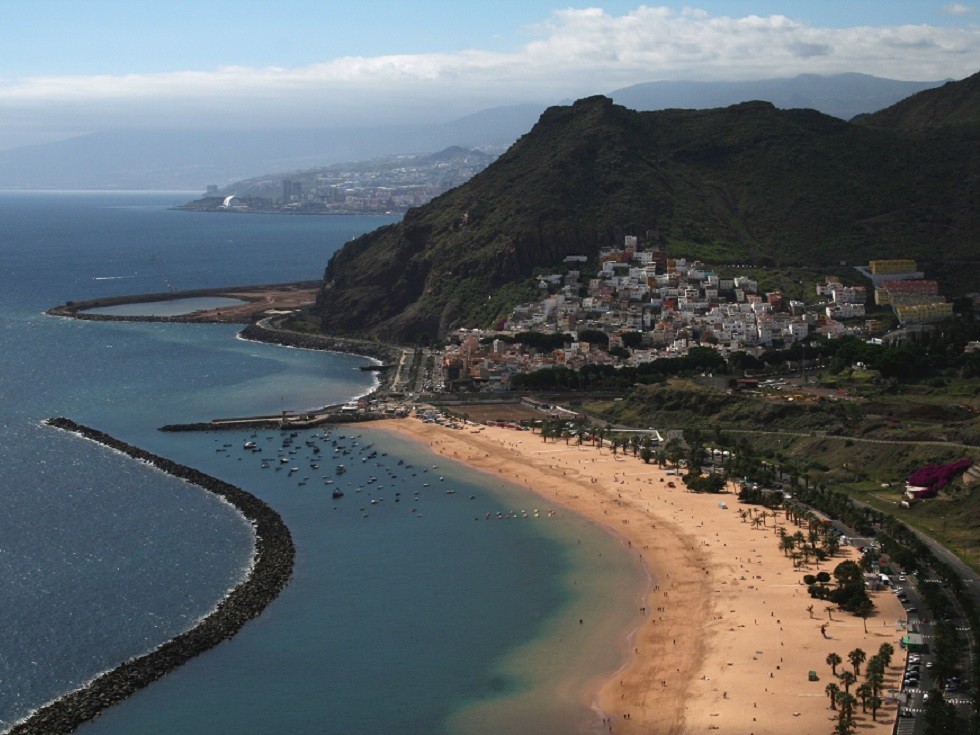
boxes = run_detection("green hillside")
[315,73,980,342]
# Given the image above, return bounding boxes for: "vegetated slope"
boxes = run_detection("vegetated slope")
[316,81,980,342]
[858,69,980,129]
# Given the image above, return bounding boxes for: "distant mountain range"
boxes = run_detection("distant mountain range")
[0,73,946,190]
[313,70,980,342]
[609,73,944,121]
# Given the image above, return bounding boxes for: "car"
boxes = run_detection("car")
[906,606,918,614]
[905,677,920,686]
[900,708,914,718]
[898,575,907,582]
[909,654,921,662]
[926,661,934,669]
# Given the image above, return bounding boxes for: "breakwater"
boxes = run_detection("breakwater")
[240,321,403,365]
[46,280,321,324]
[159,411,390,432]
[11,419,295,735]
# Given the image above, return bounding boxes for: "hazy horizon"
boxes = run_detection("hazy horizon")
[3,1,978,151]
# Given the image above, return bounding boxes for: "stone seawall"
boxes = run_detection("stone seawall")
[239,322,403,365]
[159,411,390,432]
[45,281,322,325]
[10,419,295,735]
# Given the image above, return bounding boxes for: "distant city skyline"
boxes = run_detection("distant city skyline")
[2,1,977,150]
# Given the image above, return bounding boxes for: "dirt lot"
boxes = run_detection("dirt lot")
[189,285,319,322]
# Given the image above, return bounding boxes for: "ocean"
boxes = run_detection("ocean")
[0,191,643,734]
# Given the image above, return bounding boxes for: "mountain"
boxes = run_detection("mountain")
[0,106,543,190]
[857,69,980,129]
[610,73,945,121]
[314,76,980,343]
[0,75,947,190]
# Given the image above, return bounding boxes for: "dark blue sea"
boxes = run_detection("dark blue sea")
[0,192,642,734]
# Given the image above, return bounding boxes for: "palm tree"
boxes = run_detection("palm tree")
[856,682,871,713]
[780,534,795,557]
[848,648,866,677]
[806,604,814,619]
[869,693,882,721]
[826,652,842,676]
[825,605,835,621]
[838,670,856,694]
[835,691,857,734]
[825,682,840,710]
[855,599,873,633]
[877,642,894,669]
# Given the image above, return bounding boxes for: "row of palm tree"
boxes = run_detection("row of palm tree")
[825,642,893,732]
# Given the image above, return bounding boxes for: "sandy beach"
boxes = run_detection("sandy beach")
[375,418,908,735]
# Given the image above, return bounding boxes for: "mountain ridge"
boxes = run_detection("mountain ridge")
[0,74,948,190]
[314,76,979,343]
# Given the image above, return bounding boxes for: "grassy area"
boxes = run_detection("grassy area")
[583,377,980,569]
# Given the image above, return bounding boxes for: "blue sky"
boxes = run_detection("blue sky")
[3,1,975,75]
[1,1,977,149]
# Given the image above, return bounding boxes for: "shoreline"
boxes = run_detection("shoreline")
[9,419,295,735]
[373,418,908,734]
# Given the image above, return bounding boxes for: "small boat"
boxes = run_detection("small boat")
[332,489,344,499]
[244,441,257,449]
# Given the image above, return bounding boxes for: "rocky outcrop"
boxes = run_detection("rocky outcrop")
[10,419,295,735]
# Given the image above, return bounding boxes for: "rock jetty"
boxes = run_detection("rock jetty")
[240,321,402,365]
[11,419,295,735]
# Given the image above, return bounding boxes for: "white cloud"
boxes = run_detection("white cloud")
[942,4,975,15]
[1,5,978,146]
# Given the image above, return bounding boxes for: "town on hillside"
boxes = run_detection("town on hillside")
[435,240,957,393]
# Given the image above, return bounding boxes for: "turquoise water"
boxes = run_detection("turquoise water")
[83,296,247,317]
[0,192,643,734]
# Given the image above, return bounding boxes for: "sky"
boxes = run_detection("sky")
[1,1,978,150]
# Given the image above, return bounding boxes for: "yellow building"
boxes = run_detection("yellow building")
[869,259,917,275]
[895,301,953,323]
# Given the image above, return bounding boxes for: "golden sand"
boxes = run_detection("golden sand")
[374,418,909,734]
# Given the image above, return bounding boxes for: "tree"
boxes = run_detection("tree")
[838,670,856,694]
[848,648,866,677]
[869,694,882,721]
[826,652,842,676]
[856,682,871,713]
[923,690,957,734]
[835,691,857,734]
[825,682,840,710]
[877,642,894,669]
[855,598,874,633]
